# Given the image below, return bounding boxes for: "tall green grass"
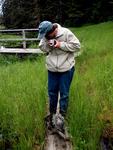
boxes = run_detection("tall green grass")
[68,21,113,149]
[0,57,47,149]
[71,21,113,56]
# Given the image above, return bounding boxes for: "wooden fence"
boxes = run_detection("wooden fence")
[0,28,43,53]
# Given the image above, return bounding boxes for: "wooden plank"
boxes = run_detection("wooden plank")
[0,48,43,53]
[44,127,72,150]
[0,29,38,32]
[43,93,73,150]
[0,38,39,41]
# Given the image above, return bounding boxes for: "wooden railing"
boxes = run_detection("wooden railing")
[0,28,43,53]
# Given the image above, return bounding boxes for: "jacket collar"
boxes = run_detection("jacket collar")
[53,23,64,38]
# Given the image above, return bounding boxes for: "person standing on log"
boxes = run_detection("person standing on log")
[38,21,80,130]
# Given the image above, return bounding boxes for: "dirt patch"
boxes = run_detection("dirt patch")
[100,125,113,150]
[99,109,113,150]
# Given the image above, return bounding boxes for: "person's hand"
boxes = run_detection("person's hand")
[48,39,61,48]
[54,40,61,48]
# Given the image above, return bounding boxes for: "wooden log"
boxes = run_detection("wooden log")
[0,48,43,53]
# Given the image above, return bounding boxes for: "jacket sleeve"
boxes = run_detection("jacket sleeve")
[60,29,80,52]
[39,38,52,53]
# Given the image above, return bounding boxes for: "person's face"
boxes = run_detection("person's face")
[45,28,57,40]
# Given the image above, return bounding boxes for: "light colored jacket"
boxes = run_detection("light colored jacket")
[39,24,80,72]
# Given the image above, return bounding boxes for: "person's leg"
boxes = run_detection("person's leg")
[48,71,59,114]
[59,67,75,116]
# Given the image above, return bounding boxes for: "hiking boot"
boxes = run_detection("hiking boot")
[45,114,55,130]
[52,113,65,133]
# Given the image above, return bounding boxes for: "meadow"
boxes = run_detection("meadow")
[0,21,113,149]
[69,21,113,149]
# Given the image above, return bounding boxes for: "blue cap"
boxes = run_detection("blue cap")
[38,21,53,40]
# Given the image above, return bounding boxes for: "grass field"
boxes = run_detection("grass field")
[0,57,47,149]
[69,21,113,149]
[0,21,113,149]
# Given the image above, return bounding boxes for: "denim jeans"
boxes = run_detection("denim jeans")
[48,66,75,116]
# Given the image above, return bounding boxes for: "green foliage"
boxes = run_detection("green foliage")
[0,33,22,48]
[67,21,113,149]
[2,0,113,28]
[0,56,47,149]
[2,0,39,28]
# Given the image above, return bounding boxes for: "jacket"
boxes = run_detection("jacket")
[39,24,80,72]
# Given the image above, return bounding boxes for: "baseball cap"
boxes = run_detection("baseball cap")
[38,21,53,40]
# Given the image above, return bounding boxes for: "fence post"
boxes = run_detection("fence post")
[22,29,26,49]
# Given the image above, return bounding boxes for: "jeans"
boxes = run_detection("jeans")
[48,66,75,116]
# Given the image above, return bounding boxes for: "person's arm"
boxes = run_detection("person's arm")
[55,29,80,52]
[39,38,52,53]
